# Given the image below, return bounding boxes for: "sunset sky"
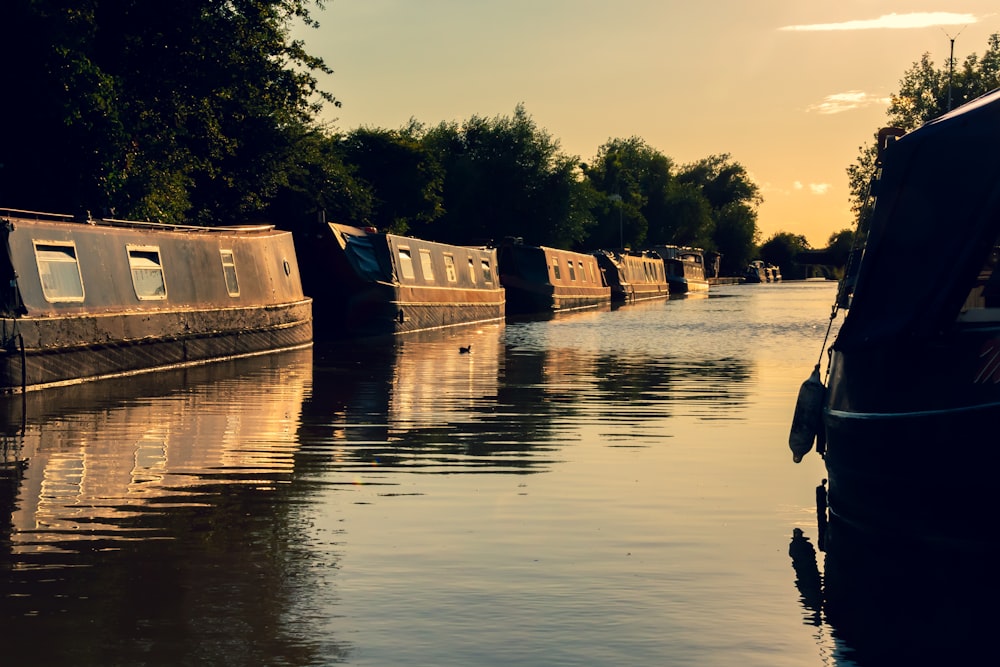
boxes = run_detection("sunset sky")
[298,2,999,247]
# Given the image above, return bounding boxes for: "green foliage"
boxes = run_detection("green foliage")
[339,125,444,235]
[759,231,810,279]
[676,155,761,274]
[419,105,596,248]
[847,33,1000,213]
[1,0,336,224]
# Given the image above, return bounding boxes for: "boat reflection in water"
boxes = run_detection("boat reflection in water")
[0,348,350,665]
[789,516,995,666]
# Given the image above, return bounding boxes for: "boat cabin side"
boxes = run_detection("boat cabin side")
[1,211,305,318]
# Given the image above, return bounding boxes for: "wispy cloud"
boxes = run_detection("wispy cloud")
[806,91,890,115]
[793,181,832,196]
[780,12,977,32]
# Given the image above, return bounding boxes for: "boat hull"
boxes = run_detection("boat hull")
[499,242,611,315]
[2,301,312,393]
[301,223,505,338]
[822,331,1000,550]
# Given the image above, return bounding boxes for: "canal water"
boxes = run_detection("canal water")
[0,281,944,666]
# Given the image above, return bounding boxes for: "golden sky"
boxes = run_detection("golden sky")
[299,2,998,247]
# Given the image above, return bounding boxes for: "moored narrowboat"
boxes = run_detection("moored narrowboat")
[593,249,669,303]
[498,239,611,315]
[1,208,312,394]
[299,222,505,338]
[789,88,1000,552]
[651,245,710,294]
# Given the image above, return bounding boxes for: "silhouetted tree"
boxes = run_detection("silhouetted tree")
[0,0,336,224]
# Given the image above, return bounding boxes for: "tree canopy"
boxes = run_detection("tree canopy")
[2,2,764,273]
[1,0,335,224]
[847,33,1000,214]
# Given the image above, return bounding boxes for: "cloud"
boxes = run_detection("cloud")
[780,12,977,32]
[806,90,890,115]
[792,181,830,195]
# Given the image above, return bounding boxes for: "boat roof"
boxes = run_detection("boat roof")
[834,86,1000,350]
[2,208,276,234]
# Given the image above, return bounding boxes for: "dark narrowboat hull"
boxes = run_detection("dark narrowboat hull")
[499,242,611,315]
[593,250,669,303]
[300,222,505,338]
[343,282,505,337]
[2,301,311,392]
[822,328,1000,550]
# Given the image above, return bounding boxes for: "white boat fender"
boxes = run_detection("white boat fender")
[789,365,826,463]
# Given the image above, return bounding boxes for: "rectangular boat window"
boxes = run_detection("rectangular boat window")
[578,261,586,282]
[398,247,415,280]
[34,241,85,302]
[419,249,434,281]
[551,258,561,280]
[127,246,167,300]
[481,259,493,283]
[468,257,477,283]
[567,260,577,281]
[220,249,239,297]
[444,254,458,282]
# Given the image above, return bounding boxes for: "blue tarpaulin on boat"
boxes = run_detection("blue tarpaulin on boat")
[342,233,388,283]
[833,87,1000,352]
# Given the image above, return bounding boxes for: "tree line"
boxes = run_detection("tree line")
[1,1,761,276]
[7,3,991,280]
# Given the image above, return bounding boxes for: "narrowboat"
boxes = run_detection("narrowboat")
[789,88,1000,552]
[651,245,710,294]
[1,208,312,394]
[593,249,669,303]
[299,222,504,338]
[497,239,611,315]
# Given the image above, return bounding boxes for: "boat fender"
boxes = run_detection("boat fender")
[789,365,826,463]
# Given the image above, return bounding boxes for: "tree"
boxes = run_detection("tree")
[420,105,596,248]
[0,0,336,224]
[760,231,810,279]
[676,154,761,274]
[339,123,444,235]
[847,33,1000,212]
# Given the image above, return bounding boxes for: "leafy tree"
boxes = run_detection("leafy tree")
[760,231,810,279]
[420,105,596,248]
[266,127,373,234]
[826,228,855,267]
[713,203,758,275]
[676,154,761,274]
[582,137,674,248]
[847,33,1000,212]
[339,123,444,235]
[1,0,336,224]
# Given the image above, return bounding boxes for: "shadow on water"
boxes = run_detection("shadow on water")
[789,514,995,666]
[0,348,351,666]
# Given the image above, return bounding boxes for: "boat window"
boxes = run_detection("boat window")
[567,260,576,281]
[578,261,586,282]
[220,249,239,297]
[398,247,415,280]
[443,254,458,282]
[127,246,167,300]
[551,258,561,280]
[481,259,493,283]
[419,249,434,281]
[34,241,85,302]
[588,261,596,283]
[468,257,477,283]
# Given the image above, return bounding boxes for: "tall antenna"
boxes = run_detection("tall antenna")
[944,26,967,111]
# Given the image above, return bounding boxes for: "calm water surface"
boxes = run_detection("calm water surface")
[1,282,962,666]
